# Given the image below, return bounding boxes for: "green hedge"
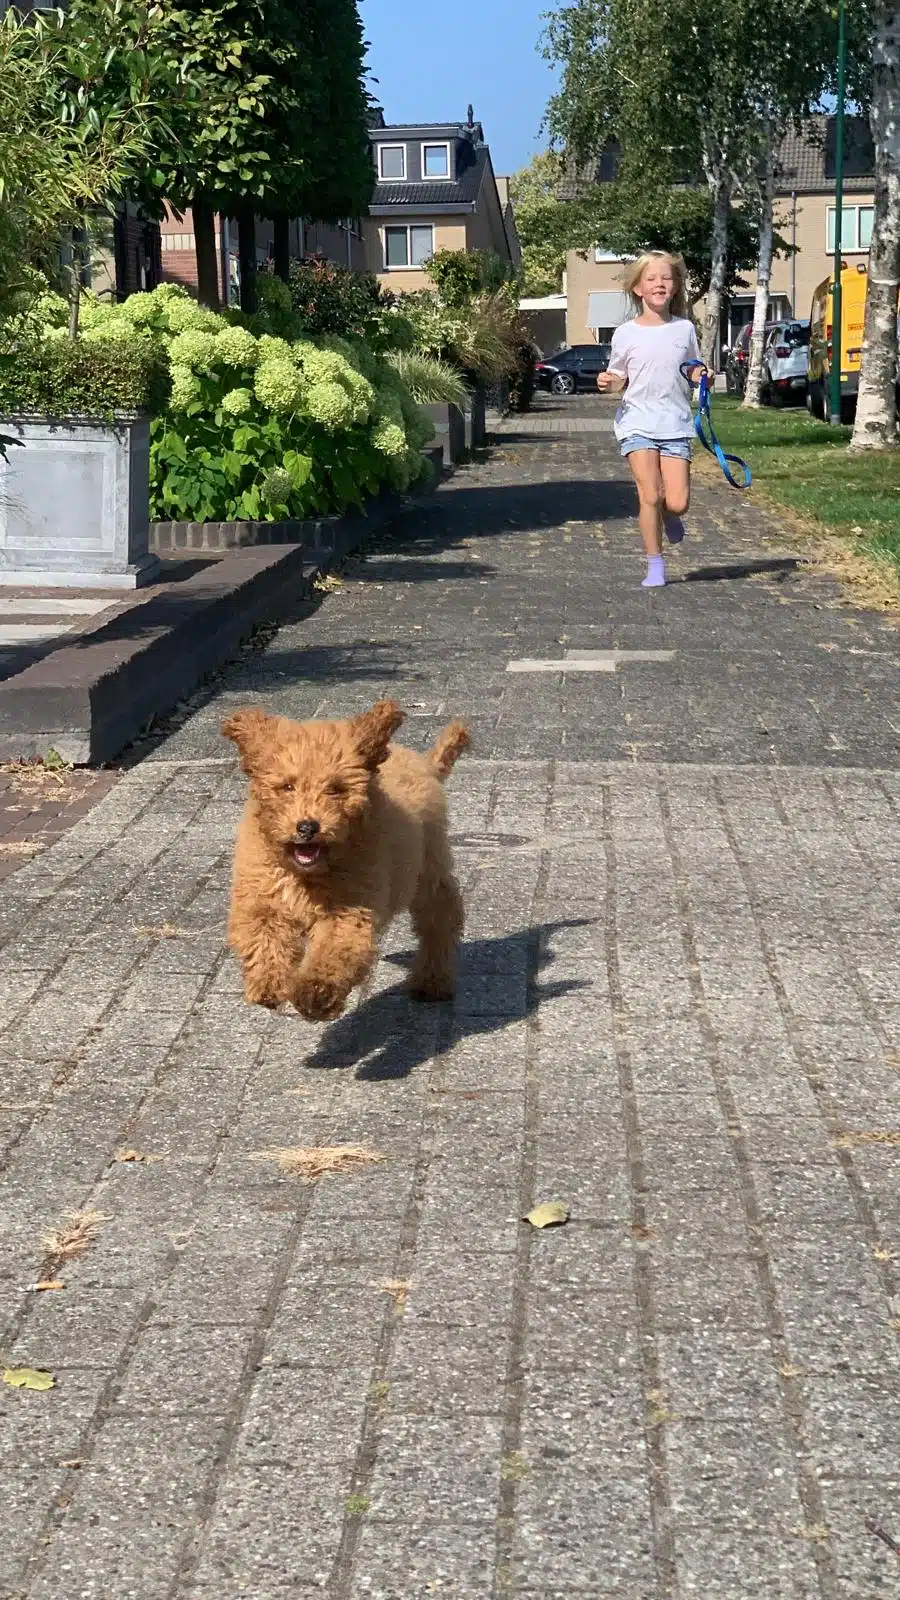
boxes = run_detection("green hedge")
[0,337,171,421]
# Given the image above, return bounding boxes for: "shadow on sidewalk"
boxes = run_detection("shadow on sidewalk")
[302,920,595,1081]
[681,557,800,585]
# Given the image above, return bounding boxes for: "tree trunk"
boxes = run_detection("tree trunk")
[237,202,258,315]
[272,212,291,284]
[851,2,900,450]
[744,133,776,409]
[701,154,731,369]
[193,196,220,311]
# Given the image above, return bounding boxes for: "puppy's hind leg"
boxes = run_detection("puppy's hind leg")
[408,850,464,1003]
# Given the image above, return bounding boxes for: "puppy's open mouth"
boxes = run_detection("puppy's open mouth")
[289,842,326,871]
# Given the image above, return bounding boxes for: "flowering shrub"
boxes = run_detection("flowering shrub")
[16,283,435,522]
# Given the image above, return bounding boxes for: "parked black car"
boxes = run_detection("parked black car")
[534,344,612,395]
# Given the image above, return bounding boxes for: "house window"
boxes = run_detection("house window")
[378,144,406,181]
[827,204,875,253]
[384,225,435,269]
[422,142,451,179]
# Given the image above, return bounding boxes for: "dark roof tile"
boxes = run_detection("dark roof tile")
[371,146,487,209]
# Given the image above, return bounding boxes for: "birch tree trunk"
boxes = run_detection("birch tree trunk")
[743,133,776,408]
[701,155,731,369]
[851,3,900,450]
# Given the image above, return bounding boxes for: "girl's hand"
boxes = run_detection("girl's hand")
[597,370,626,393]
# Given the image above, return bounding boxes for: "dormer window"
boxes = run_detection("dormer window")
[422,142,451,179]
[378,144,406,181]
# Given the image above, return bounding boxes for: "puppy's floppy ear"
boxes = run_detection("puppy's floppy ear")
[221,708,272,775]
[350,699,404,770]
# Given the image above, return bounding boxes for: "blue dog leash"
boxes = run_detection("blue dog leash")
[680,361,752,489]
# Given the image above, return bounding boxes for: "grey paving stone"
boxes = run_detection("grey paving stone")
[367,1415,503,1521]
[348,1517,497,1599]
[674,1525,822,1597]
[191,1461,349,1590]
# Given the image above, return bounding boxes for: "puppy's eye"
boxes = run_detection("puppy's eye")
[327,779,347,796]
[280,781,295,794]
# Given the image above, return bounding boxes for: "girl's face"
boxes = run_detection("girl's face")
[637,258,675,312]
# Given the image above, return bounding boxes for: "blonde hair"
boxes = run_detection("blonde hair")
[623,251,689,318]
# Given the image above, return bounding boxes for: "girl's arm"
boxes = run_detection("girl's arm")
[597,334,628,393]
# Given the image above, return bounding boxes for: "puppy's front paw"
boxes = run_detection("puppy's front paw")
[292,977,348,1023]
[243,978,284,1010]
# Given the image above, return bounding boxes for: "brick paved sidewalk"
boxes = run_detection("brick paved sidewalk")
[1,395,899,1600]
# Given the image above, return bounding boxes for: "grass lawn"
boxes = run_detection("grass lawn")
[704,396,900,590]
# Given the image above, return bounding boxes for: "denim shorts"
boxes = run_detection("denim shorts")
[620,435,693,460]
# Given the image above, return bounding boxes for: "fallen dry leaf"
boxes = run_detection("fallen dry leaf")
[833,1129,900,1148]
[523,1200,570,1230]
[40,1209,107,1270]
[313,572,344,593]
[3,1366,55,1392]
[873,1246,897,1262]
[58,1458,83,1470]
[134,923,186,940]
[250,1144,384,1183]
[29,1280,65,1293]
[113,1149,161,1165]
[779,1362,806,1380]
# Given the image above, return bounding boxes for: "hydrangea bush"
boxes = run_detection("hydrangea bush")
[25,283,435,522]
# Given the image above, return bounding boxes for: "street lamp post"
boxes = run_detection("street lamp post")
[829,0,847,424]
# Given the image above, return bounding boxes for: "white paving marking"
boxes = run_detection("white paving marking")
[0,623,73,645]
[507,649,676,674]
[0,597,114,617]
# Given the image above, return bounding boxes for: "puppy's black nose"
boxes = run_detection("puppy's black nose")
[295,819,320,842]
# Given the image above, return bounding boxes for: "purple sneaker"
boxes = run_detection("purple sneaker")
[664,515,685,545]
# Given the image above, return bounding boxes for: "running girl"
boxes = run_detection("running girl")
[597,251,706,588]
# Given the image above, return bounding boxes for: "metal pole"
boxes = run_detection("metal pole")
[829,0,846,424]
[784,189,791,312]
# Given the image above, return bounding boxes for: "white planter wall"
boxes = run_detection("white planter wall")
[0,418,159,588]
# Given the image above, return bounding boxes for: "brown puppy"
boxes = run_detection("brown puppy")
[223,699,469,1022]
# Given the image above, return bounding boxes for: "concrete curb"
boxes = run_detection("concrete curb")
[0,453,443,766]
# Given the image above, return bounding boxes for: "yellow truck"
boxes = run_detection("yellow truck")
[807,263,868,421]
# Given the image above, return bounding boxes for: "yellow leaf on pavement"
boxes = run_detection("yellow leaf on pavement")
[523,1201,570,1229]
[3,1366,55,1391]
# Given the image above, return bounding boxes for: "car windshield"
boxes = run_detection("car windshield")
[784,323,810,347]
[546,350,573,364]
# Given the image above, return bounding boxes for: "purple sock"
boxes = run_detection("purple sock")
[642,555,666,588]
[664,514,685,544]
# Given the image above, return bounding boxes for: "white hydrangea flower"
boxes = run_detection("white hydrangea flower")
[371,416,407,457]
[169,330,219,373]
[221,386,254,417]
[216,326,260,370]
[169,364,198,411]
[305,380,355,431]
[254,357,305,413]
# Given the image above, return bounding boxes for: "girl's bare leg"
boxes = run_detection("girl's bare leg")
[660,456,691,534]
[627,449,665,556]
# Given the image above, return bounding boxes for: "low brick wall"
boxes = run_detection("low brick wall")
[151,448,443,554]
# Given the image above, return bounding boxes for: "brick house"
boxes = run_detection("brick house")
[362,108,521,292]
[160,208,366,306]
[559,117,875,353]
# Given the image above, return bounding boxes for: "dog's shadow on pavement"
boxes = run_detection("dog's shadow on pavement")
[302,920,595,1081]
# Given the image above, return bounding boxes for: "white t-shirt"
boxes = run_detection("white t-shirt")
[608,317,701,441]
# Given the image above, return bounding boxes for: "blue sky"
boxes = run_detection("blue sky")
[359,0,560,176]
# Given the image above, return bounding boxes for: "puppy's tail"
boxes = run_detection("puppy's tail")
[429,720,470,780]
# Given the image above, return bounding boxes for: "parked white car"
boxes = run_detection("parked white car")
[762,320,810,406]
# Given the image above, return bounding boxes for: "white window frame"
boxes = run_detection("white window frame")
[421,141,452,181]
[382,224,435,271]
[826,203,875,254]
[377,143,407,182]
